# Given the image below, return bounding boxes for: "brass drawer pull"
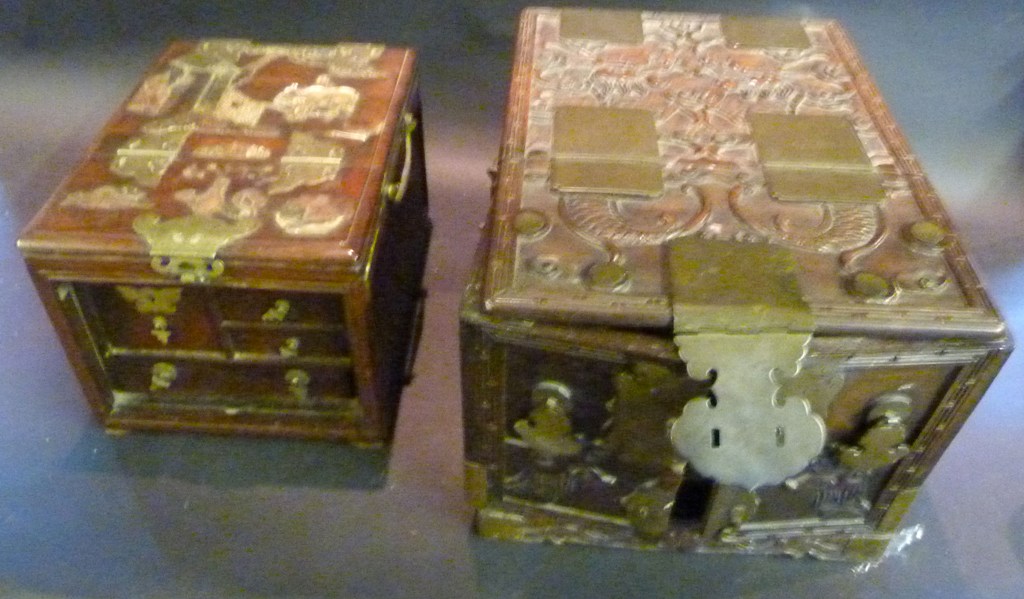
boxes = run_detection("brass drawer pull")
[384,112,416,202]
[151,316,171,345]
[279,337,300,358]
[286,369,310,400]
[150,362,178,391]
[262,299,291,322]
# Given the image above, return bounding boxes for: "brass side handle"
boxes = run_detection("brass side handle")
[150,362,178,391]
[261,299,291,322]
[286,369,310,401]
[384,112,416,202]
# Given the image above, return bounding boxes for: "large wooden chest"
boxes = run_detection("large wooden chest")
[18,39,429,443]
[461,9,1010,559]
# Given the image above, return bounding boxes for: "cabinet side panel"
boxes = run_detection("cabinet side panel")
[24,266,114,420]
[366,86,431,441]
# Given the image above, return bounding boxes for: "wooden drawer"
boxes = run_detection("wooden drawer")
[108,357,356,408]
[226,328,350,360]
[214,290,344,326]
[86,284,221,351]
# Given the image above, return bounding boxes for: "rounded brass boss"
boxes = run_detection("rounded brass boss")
[528,255,562,279]
[917,273,947,290]
[905,220,948,250]
[513,209,550,238]
[586,262,630,291]
[867,392,913,422]
[849,272,894,300]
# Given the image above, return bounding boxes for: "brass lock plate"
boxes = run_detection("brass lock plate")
[668,238,825,489]
[133,213,260,283]
[670,332,825,489]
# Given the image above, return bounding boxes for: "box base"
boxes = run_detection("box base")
[474,501,893,562]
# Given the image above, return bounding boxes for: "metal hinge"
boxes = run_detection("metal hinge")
[133,213,259,283]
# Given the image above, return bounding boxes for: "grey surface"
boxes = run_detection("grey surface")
[1,1,1023,597]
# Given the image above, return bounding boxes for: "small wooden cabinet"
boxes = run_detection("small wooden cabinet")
[462,9,1010,560]
[19,39,429,443]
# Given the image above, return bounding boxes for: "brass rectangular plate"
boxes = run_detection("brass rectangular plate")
[720,16,811,49]
[668,237,813,333]
[482,9,1000,338]
[762,166,887,203]
[551,106,663,195]
[750,113,885,203]
[553,106,660,159]
[560,9,644,44]
[749,113,873,169]
[551,159,663,196]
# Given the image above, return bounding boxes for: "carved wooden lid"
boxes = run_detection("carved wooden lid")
[18,39,416,272]
[483,9,1003,337]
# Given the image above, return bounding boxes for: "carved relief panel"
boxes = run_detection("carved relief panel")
[485,10,987,332]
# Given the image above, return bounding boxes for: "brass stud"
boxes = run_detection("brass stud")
[849,272,894,300]
[917,273,947,290]
[586,262,630,291]
[528,255,563,279]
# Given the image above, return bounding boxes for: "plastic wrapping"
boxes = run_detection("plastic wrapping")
[852,524,925,573]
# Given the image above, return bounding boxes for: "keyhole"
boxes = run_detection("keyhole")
[711,428,721,448]
[776,426,786,447]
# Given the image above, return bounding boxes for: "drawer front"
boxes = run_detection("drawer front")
[86,284,221,351]
[214,290,345,325]
[108,358,356,408]
[227,329,350,359]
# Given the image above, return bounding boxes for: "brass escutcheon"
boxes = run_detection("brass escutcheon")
[132,213,260,283]
[116,286,182,315]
